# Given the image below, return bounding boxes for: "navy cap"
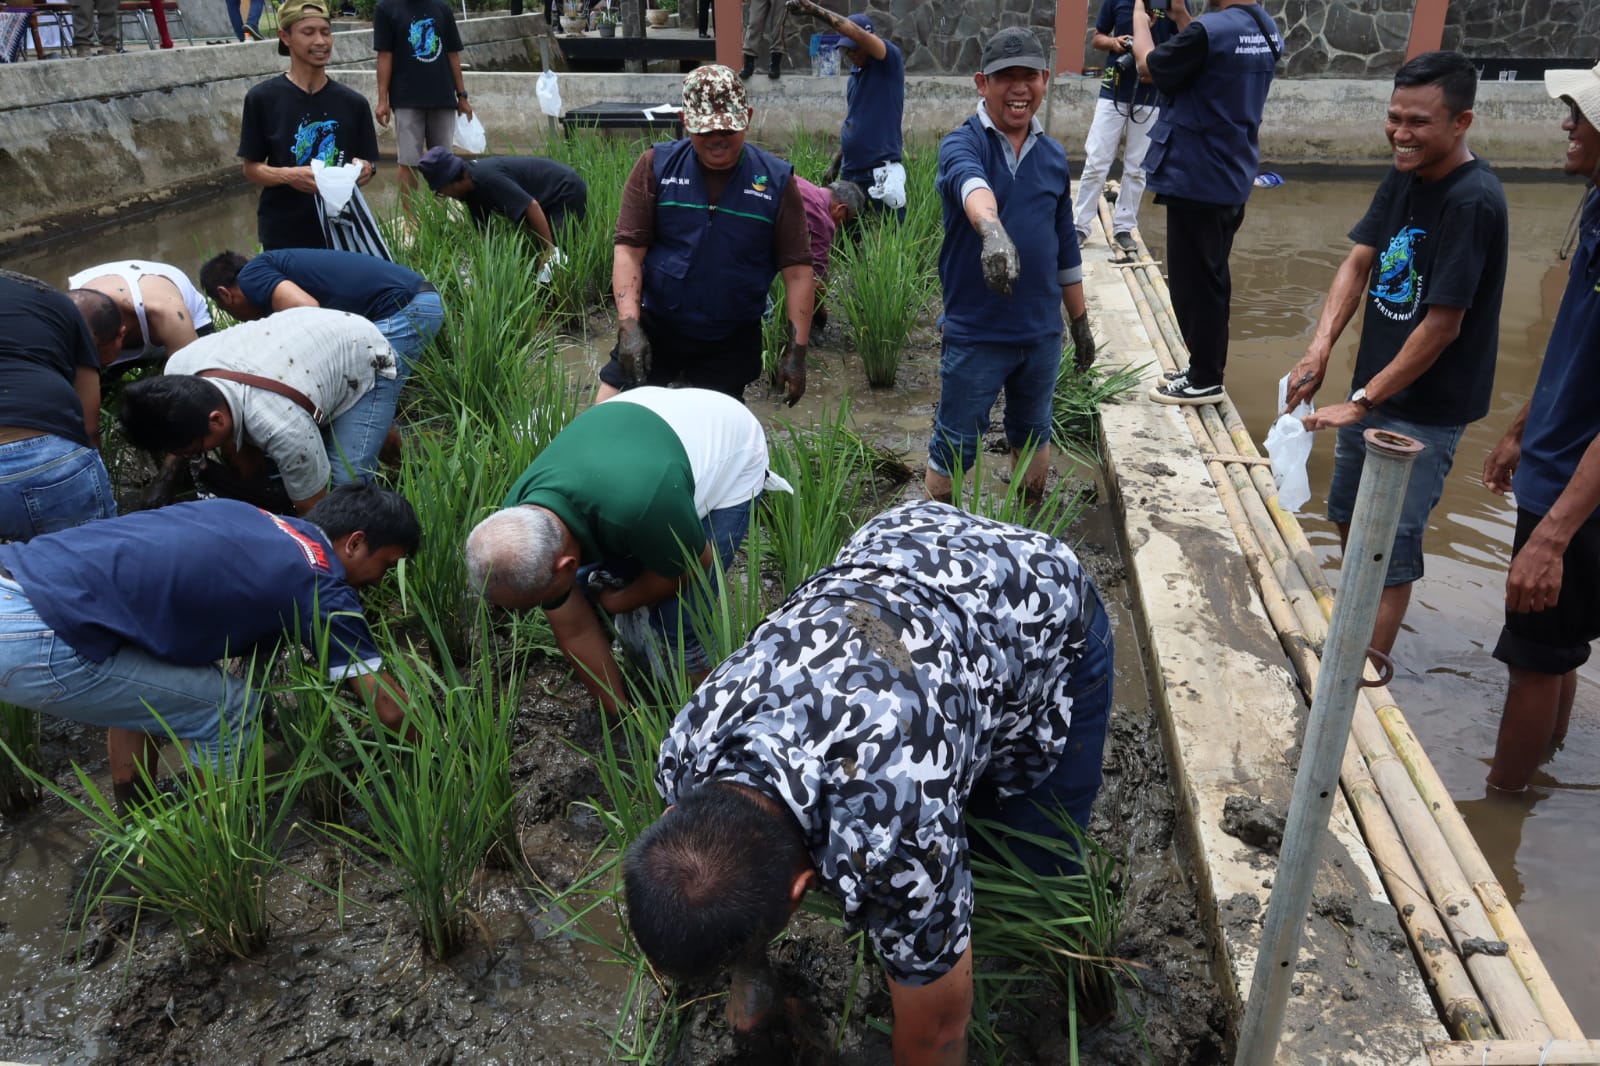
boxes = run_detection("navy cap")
[835,12,874,48]
[417,146,466,191]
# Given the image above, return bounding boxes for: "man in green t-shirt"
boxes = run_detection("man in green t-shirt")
[465,388,788,712]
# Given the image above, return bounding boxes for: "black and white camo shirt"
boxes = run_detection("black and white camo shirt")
[656,500,1096,986]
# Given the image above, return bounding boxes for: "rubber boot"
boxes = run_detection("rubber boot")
[768,51,782,79]
[739,52,756,80]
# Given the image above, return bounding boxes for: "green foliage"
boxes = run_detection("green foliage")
[835,222,937,388]
[1054,356,1146,463]
[0,703,41,816]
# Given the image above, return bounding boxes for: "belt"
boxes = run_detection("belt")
[414,282,438,296]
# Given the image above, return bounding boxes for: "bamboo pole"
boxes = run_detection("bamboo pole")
[1428,1041,1600,1066]
[1097,201,1583,1041]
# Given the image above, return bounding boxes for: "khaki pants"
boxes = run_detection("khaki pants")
[72,0,118,48]
[741,0,783,56]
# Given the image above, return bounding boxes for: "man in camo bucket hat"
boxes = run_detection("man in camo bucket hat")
[598,64,814,407]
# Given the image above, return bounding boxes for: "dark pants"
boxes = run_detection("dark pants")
[1164,197,1246,389]
[967,586,1114,877]
[597,310,762,402]
[841,169,907,225]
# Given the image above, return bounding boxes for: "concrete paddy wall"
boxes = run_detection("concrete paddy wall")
[1,36,1567,250]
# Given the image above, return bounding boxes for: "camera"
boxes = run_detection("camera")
[1114,38,1136,75]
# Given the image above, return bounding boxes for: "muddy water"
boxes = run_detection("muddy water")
[1136,174,1600,1029]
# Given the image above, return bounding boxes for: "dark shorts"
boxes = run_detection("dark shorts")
[596,310,761,402]
[1493,508,1600,675]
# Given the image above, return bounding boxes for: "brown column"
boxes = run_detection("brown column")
[715,0,742,67]
[1405,0,1448,60]
[1054,0,1091,75]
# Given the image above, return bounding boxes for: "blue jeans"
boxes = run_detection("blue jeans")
[582,500,753,675]
[929,334,1061,477]
[0,576,257,771]
[968,585,1113,877]
[326,365,403,487]
[372,289,445,385]
[1325,409,1465,586]
[0,434,116,543]
[224,0,264,38]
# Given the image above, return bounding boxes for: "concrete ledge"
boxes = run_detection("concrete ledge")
[1087,244,1446,1063]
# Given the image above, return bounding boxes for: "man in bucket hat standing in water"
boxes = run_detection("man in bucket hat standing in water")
[599,64,814,407]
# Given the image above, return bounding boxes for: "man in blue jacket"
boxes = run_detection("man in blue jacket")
[600,64,813,406]
[1134,0,1279,404]
[928,27,1095,505]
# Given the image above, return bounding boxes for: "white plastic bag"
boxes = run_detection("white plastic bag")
[536,69,562,118]
[1265,372,1314,512]
[311,159,360,217]
[453,112,487,154]
[535,247,566,285]
[869,161,907,210]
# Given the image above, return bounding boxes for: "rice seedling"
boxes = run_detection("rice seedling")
[541,134,647,320]
[679,514,776,666]
[761,400,910,592]
[958,440,1087,540]
[291,618,522,960]
[2,678,304,958]
[0,703,41,816]
[759,275,790,389]
[834,222,938,388]
[966,813,1140,1065]
[1054,356,1147,463]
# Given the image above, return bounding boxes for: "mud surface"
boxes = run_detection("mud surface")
[0,453,1228,1066]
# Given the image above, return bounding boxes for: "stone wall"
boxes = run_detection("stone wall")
[770,0,1600,79]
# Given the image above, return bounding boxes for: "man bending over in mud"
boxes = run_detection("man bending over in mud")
[621,501,1113,1065]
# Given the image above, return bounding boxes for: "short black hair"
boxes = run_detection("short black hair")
[119,376,226,454]
[1393,50,1478,115]
[622,783,809,980]
[68,288,122,346]
[199,251,252,303]
[305,484,422,556]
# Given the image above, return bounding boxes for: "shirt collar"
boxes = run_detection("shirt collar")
[975,101,1044,169]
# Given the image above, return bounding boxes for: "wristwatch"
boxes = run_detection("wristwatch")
[455,90,469,99]
[1351,387,1375,412]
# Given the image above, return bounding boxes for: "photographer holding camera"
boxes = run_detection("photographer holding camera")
[1072,0,1187,257]
[1134,0,1280,405]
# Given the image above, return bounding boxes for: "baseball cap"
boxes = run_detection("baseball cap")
[277,0,331,55]
[682,64,751,135]
[417,146,466,191]
[1545,61,1600,127]
[980,26,1049,76]
[835,13,874,49]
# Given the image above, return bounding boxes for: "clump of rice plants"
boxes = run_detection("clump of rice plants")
[3,688,303,958]
[761,400,912,592]
[760,275,790,389]
[541,133,650,319]
[959,441,1086,540]
[292,618,523,960]
[0,703,41,815]
[834,223,937,388]
[1054,354,1146,463]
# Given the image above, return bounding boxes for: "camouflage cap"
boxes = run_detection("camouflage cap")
[682,64,751,135]
[277,0,331,55]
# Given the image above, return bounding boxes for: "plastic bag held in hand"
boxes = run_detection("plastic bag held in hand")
[1265,372,1315,512]
[453,112,487,154]
[869,161,908,209]
[311,159,360,216]
[536,70,562,118]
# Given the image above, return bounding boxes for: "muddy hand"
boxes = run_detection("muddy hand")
[977,219,1020,296]
[616,317,651,386]
[780,342,807,407]
[1070,313,1096,372]
[785,0,826,21]
[821,148,843,187]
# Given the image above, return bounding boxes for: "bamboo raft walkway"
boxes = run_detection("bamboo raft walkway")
[1083,197,1590,1065]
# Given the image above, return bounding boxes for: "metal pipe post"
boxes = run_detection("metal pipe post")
[1233,428,1423,1066]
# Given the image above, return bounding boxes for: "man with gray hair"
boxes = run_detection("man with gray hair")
[466,387,790,714]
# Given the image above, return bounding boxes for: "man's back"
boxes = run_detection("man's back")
[238,249,426,322]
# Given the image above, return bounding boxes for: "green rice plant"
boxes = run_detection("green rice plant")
[291,619,522,960]
[680,515,776,666]
[769,128,837,183]
[900,140,943,249]
[0,702,41,816]
[760,400,909,593]
[959,440,1087,540]
[966,813,1141,1065]
[1,679,304,958]
[541,134,647,320]
[1054,356,1147,463]
[834,223,938,388]
[759,275,790,389]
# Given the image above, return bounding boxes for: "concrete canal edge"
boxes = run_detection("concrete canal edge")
[1087,243,1446,1062]
[0,17,1565,250]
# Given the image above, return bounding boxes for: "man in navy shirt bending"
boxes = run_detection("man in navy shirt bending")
[928,27,1095,506]
[0,485,418,810]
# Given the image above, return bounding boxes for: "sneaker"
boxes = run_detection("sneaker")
[1075,227,1090,246]
[242,24,263,39]
[1114,231,1138,254]
[1161,367,1190,381]
[739,53,756,80]
[1150,376,1223,405]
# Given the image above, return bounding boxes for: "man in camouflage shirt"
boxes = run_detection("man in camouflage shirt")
[623,500,1113,1064]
